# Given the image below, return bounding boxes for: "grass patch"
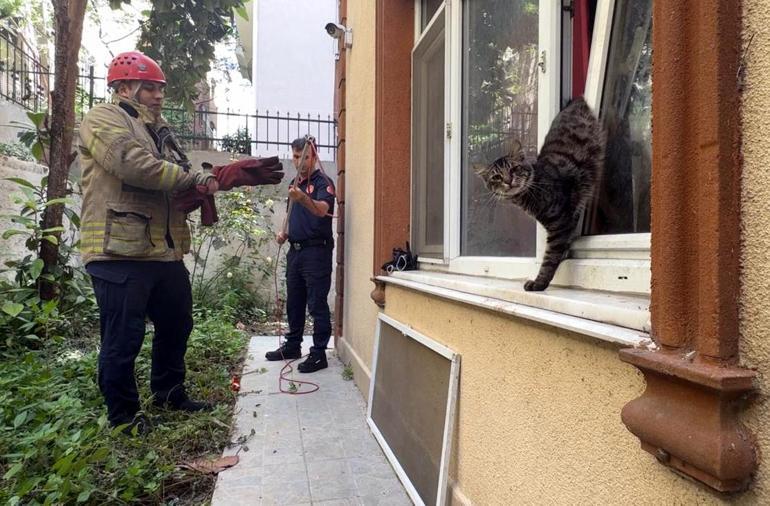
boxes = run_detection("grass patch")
[0,308,247,505]
[341,363,354,381]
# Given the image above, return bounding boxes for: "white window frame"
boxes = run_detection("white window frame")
[410,0,651,295]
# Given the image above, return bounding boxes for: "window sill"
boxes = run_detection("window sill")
[376,270,653,348]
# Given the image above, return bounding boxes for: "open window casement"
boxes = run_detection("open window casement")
[410,0,652,296]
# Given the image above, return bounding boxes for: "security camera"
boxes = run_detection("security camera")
[324,22,353,48]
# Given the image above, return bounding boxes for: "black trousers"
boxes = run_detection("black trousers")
[87,260,193,425]
[284,245,333,353]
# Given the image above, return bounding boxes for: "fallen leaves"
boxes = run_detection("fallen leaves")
[180,455,239,474]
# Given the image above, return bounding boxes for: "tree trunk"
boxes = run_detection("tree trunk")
[39,0,87,300]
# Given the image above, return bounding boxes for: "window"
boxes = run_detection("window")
[462,0,538,257]
[583,0,652,235]
[410,0,652,295]
[412,6,446,258]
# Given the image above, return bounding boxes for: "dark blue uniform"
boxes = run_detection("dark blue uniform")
[285,169,335,353]
[87,260,194,425]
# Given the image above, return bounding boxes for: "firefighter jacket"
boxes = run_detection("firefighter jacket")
[78,95,212,264]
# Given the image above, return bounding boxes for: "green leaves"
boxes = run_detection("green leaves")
[28,259,44,281]
[234,4,249,20]
[127,0,248,106]
[2,301,24,317]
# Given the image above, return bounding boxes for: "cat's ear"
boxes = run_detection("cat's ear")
[473,163,488,176]
[509,139,524,159]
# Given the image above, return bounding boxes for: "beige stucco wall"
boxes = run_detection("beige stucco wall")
[337,0,380,393]
[384,286,733,505]
[740,0,770,503]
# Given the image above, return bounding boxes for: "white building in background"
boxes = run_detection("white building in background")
[235,0,337,160]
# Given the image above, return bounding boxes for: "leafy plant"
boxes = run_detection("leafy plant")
[110,0,250,107]
[0,176,94,349]
[14,110,49,164]
[221,126,252,155]
[0,141,33,161]
[189,187,277,321]
[0,310,246,505]
[342,363,354,381]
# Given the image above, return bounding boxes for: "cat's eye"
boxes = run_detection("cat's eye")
[490,174,502,183]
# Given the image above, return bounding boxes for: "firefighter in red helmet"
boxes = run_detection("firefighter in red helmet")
[78,51,218,434]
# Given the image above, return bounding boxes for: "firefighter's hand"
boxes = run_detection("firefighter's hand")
[276,231,288,245]
[288,187,307,203]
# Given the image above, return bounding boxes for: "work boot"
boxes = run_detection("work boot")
[114,413,154,436]
[153,392,214,412]
[298,351,328,373]
[265,343,302,361]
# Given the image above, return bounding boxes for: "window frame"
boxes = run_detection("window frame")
[410,0,651,295]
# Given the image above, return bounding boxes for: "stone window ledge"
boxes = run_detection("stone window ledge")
[377,271,652,348]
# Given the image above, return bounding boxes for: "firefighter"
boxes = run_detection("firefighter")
[266,137,335,372]
[79,51,219,434]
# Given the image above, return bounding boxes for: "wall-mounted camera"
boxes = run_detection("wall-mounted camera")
[324,22,353,49]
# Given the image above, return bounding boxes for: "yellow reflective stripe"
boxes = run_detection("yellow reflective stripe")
[159,161,171,189]
[159,161,181,190]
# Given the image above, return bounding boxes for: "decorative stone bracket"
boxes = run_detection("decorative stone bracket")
[620,349,756,492]
[619,0,758,493]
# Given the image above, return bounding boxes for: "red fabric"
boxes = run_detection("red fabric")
[107,51,166,85]
[212,157,284,191]
[572,0,591,98]
[173,185,218,226]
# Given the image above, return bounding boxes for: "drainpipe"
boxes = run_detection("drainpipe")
[333,0,348,344]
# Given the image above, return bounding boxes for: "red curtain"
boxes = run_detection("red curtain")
[572,0,591,97]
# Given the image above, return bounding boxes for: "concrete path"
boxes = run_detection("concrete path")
[211,336,412,506]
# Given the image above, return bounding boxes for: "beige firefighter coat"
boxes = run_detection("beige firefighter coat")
[78,95,212,264]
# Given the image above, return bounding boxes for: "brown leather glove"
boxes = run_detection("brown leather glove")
[212,156,284,191]
[172,185,219,226]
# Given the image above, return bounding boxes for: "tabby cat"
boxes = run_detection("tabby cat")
[476,97,605,291]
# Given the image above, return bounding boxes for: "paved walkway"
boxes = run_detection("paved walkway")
[212,336,412,506]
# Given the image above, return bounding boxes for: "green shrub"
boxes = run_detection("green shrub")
[0,142,34,162]
[0,311,246,505]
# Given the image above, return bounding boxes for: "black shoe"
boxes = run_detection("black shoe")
[298,352,328,373]
[170,397,214,412]
[153,392,214,412]
[265,344,302,361]
[114,413,154,436]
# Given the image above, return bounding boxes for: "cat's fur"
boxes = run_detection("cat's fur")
[476,97,605,291]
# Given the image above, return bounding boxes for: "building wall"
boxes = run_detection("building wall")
[740,1,770,501]
[336,1,770,504]
[0,156,46,268]
[336,0,380,393]
[253,0,336,118]
[382,286,737,505]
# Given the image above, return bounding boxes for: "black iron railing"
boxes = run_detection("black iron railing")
[164,108,337,158]
[0,31,338,159]
[0,27,49,112]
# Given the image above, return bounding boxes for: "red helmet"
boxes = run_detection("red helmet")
[107,51,166,86]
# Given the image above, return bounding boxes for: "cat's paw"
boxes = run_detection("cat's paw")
[524,279,548,291]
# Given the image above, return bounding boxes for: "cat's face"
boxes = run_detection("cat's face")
[475,149,533,197]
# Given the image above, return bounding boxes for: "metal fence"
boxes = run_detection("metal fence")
[0,27,49,112]
[163,107,337,158]
[0,28,337,158]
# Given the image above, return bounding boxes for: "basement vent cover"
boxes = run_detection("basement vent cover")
[367,313,460,506]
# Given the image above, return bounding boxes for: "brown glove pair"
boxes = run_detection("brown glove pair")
[173,157,285,225]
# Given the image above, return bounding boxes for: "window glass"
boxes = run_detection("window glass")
[461,0,539,257]
[584,0,652,235]
[412,10,445,256]
[421,0,443,31]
